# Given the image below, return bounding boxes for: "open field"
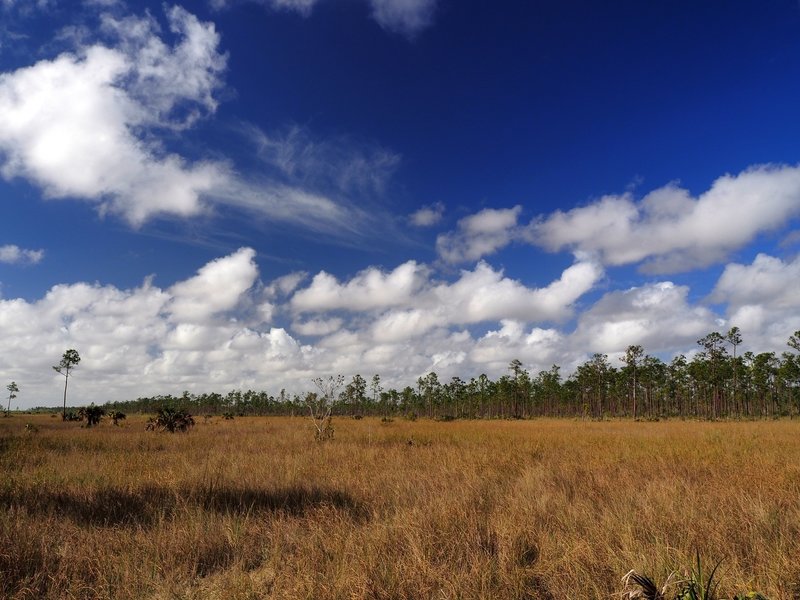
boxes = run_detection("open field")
[1,415,799,599]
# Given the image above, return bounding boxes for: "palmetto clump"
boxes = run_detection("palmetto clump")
[621,571,672,599]
[79,404,105,427]
[145,407,195,432]
[621,555,770,600]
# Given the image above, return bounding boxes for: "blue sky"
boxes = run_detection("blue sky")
[1,0,799,407]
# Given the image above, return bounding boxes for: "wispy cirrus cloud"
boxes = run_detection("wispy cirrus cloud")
[243,123,401,198]
[210,0,438,37]
[368,0,437,37]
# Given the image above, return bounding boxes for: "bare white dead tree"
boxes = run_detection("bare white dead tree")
[308,375,344,441]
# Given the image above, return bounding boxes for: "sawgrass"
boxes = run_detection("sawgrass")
[1,415,798,599]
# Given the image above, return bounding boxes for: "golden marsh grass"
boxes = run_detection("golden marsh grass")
[1,415,799,599]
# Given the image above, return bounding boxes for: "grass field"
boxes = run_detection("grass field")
[1,415,799,599]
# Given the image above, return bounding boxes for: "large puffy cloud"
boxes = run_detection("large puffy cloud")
[463,281,723,377]
[571,281,719,355]
[293,256,604,342]
[437,165,800,272]
[0,249,606,406]
[531,164,800,273]
[709,253,800,352]
[0,248,314,405]
[5,248,800,408]
[710,253,800,312]
[0,6,229,225]
[470,321,565,374]
[168,247,258,322]
[291,261,430,313]
[429,258,601,325]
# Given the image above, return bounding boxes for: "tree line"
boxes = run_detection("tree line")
[97,328,800,420]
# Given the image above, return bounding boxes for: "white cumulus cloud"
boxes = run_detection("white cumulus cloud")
[531,164,800,273]
[570,281,719,355]
[709,253,800,352]
[0,5,229,225]
[294,256,604,343]
[409,201,444,227]
[0,247,314,405]
[0,244,44,265]
[168,247,259,323]
[5,247,800,408]
[437,206,523,263]
[291,261,430,313]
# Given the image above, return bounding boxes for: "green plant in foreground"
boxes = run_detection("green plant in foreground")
[622,554,770,600]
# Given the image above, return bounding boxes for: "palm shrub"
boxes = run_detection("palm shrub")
[108,410,126,426]
[146,407,195,432]
[78,404,105,427]
[622,554,769,600]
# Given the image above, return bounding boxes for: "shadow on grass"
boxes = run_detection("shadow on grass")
[0,483,368,527]
[189,485,368,520]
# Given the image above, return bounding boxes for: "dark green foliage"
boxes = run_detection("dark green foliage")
[222,412,234,420]
[78,404,105,427]
[108,411,126,426]
[146,408,195,433]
